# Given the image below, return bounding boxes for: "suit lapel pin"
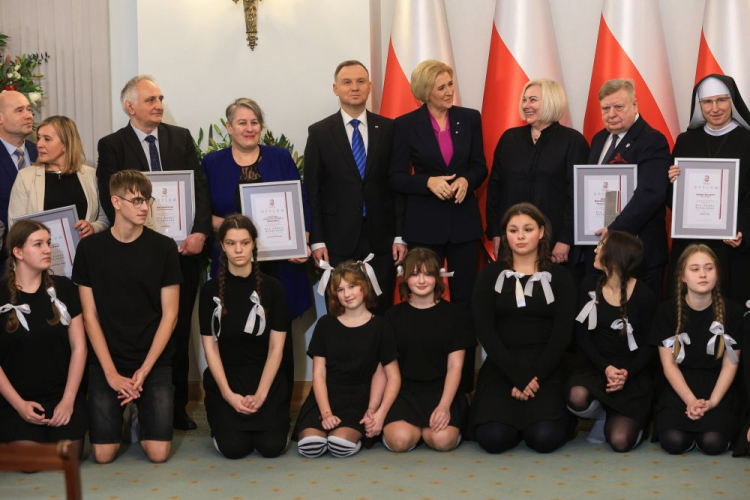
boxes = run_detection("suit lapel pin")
[375,125,379,129]
[626,143,630,148]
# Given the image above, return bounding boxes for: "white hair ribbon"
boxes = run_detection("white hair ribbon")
[611,318,637,351]
[316,260,334,296]
[495,270,526,307]
[210,297,222,341]
[576,291,598,330]
[396,265,404,277]
[244,291,266,336]
[524,272,554,304]
[46,287,71,326]
[662,333,691,364]
[357,254,382,296]
[0,303,31,331]
[707,321,739,364]
[439,268,454,278]
[745,300,750,316]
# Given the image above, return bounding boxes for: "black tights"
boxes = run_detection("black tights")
[475,419,569,454]
[659,429,730,456]
[567,385,643,452]
[213,429,288,459]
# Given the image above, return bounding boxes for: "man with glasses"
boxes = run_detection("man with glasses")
[587,78,671,298]
[97,75,211,431]
[74,170,182,463]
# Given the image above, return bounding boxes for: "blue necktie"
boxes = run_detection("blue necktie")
[145,135,162,171]
[350,119,366,179]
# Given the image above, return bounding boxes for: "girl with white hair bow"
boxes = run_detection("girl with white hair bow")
[468,202,576,455]
[651,244,743,456]
[0,219,86,456]
[566,230,657,452]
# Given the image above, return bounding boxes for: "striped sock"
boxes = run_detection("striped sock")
[298,436,328,458]
[327,435,362,458]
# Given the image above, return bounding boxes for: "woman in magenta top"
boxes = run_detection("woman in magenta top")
[389,59,487,324]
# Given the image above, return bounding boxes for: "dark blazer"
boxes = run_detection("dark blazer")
[96,122,211,235]
[304,110,401,256]
[201,145,312,318]
[588,116,671,269]
[389,104,487,245]
[1,140,37,230]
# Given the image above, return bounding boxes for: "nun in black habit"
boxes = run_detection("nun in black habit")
[667,74,750,305]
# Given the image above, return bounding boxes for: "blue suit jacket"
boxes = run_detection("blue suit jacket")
[588,116,671,269]
[389,104,487,245]
[1,140,38,230]
[201,145,312,318]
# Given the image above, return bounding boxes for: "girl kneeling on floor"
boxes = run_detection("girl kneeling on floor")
[651,244,743,455]
[293,261,400,458]
[382,247,475,452]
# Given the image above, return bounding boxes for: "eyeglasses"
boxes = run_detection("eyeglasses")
[699,97,730,108]
[116,195,155,208]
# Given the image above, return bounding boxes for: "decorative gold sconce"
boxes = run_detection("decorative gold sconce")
[232,0,263,50]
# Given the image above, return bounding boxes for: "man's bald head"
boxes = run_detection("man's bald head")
[0,91,34,144]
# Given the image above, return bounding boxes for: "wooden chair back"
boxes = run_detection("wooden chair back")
[0,440,82,500]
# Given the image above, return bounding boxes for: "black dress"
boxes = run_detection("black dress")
[0,276,87,442]
[649,298,744,436]
[292,315,398,439]
[566,276,657,425]
[485,122,590,248]
[734,305,750,456]
[669,127,750,304]
[469,262,576,435]
[198,271,290,433]
[383,300,475,429]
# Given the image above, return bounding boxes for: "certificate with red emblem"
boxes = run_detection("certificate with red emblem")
[574,165,638,245]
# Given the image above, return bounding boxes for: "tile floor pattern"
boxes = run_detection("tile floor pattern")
[1,410,749,500]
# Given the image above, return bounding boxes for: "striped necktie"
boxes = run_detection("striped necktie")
[13,148,26,170]
[350,119,366,179]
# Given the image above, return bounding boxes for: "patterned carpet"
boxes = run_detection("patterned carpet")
[1,409,749,500]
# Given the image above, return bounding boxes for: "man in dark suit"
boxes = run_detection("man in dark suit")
[0,90,38,267]
[588,78,671,298]
[305,60,405,314]
[97,75,211,430]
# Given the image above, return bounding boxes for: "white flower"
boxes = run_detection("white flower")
[27,92,42,106]
[14,64,20,71]
[13,71,21,79]
[6,72,12,79]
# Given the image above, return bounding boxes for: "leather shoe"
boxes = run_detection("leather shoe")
[173,411,197,430]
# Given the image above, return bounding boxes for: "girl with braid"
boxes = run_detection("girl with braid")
[566,231,656,451]
[650,244,743,455]
[0,220,87,455]
[198,214,290,459]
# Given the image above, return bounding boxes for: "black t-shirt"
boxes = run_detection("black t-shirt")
[198,270,288,368]
[307,315,398,386]
[384,300,475,383]
[44,172,88,221]
[0,276,82,408]
[72,227,182,373]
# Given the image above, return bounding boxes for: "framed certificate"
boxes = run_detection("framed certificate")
[239,180,307,261]
[13,205,80,278]
[671,158,739,239]
[574,165,638,245]
[143,171,195,246]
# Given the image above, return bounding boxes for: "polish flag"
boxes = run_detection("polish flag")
[380,0,460,119]
[480,0,569,255]
[582,0,679,148]
[695,0,750,98]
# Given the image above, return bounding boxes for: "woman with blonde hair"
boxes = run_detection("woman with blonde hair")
[650,244,743,455]
[8,116,108,238]
[485,78,588,264]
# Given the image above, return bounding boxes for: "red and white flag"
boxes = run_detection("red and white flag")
[480,0,568,238]
[582,0,679,147]
[380,0,460,119]
[695,0,750,96]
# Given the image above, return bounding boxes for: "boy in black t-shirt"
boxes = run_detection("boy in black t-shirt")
[73,170,182,463]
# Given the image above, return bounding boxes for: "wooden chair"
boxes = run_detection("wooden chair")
[0,440,82,500]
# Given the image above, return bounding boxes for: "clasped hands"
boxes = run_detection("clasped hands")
[224,391,266,415]
[685,398,715,421]
[511,376,540,401]
[427,175,470,203]
[605,365,628,393]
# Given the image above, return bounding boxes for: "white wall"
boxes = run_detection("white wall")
[113,0,710,381]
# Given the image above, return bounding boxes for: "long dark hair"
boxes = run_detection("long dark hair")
[671,244,725,360]
[3,219,61,332]
[595,230,642,338]
[216,214,262,318]
[498,202,552,272]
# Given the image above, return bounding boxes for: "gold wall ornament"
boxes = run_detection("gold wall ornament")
[232,0,263,50]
